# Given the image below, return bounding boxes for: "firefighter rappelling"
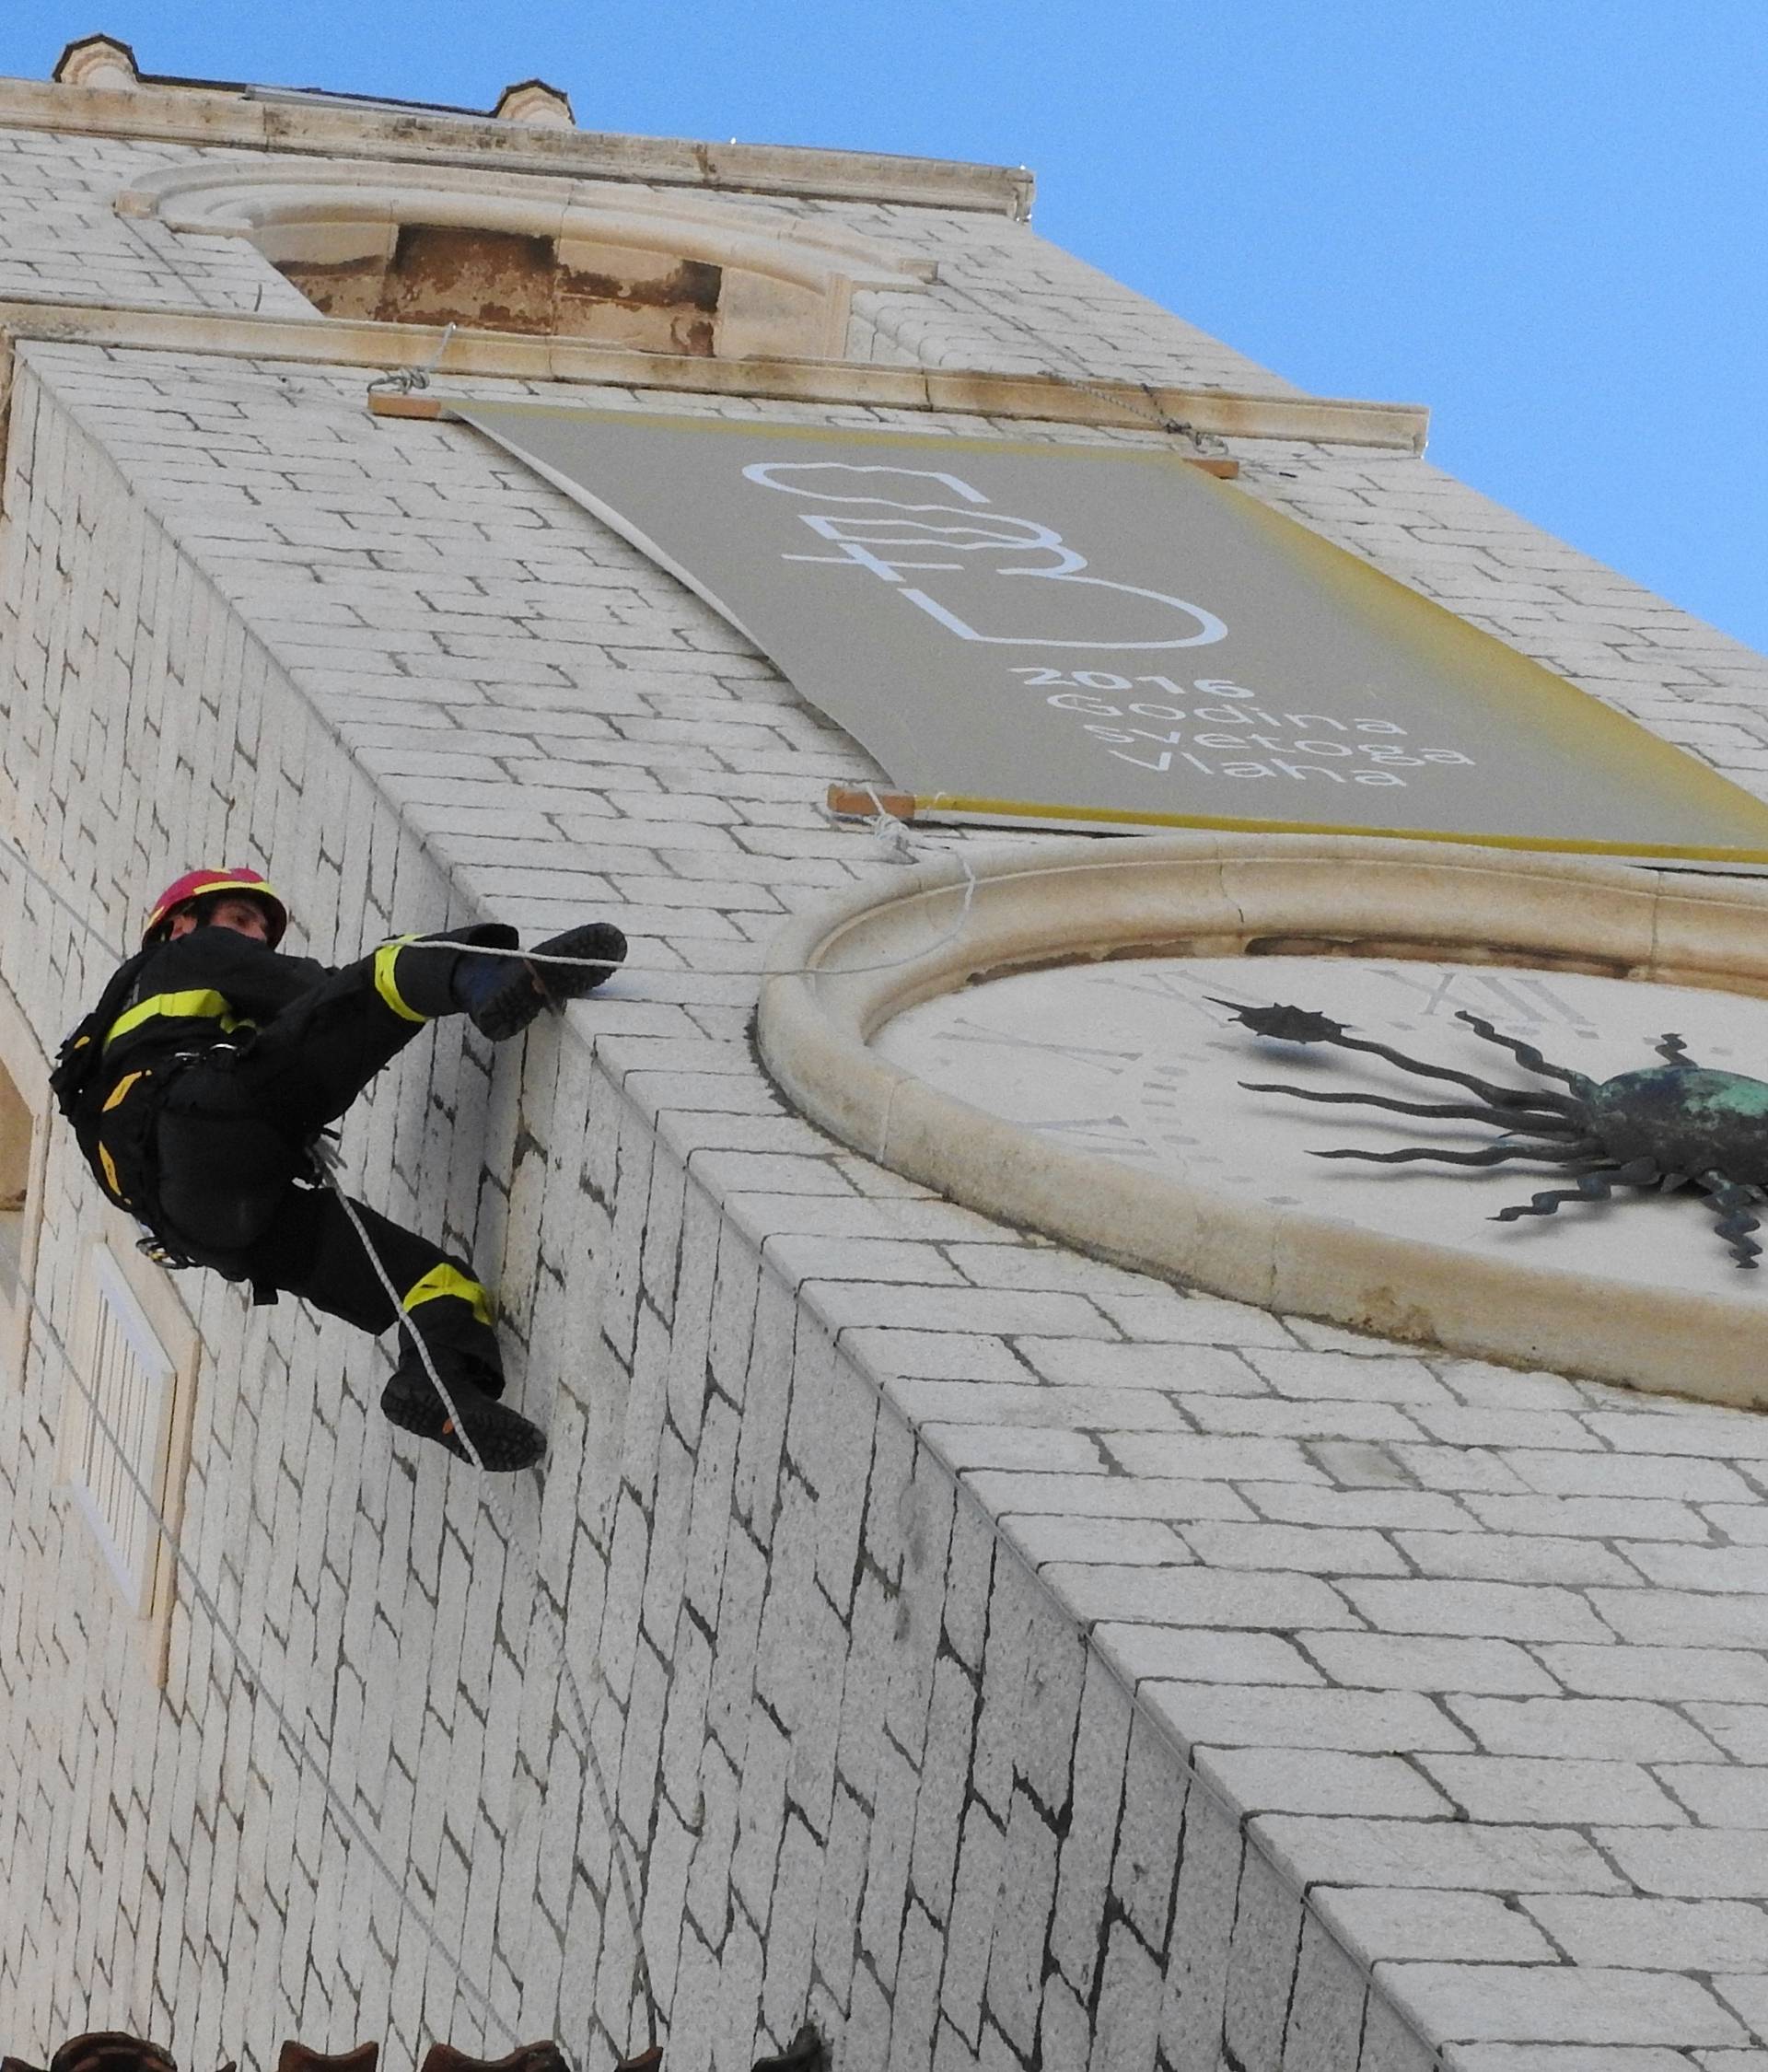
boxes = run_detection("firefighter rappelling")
[50,866,626,1473]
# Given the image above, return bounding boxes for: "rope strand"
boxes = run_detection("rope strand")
[7,1259,524,2050]
[6,1093,668,2056]
[0,821,985,986]
[0,799,975,2055]
[311,1156,660,2044]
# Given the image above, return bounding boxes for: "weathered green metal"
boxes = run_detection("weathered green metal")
[1222,1000,1768,1267]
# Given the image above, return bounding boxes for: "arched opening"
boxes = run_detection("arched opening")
[0,1058,30,1305]
[119,164,937,361]
[267,219,731,354]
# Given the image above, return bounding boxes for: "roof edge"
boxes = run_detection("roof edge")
[0,73,1035,217]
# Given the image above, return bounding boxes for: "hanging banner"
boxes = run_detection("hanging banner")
[455,402,1768,864]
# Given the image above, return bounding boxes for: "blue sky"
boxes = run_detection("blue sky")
[3,2,1762,658]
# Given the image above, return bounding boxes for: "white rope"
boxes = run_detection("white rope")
[5,1094,663,2056]
[0,831,666,2044]
[5,1139,660,2056]
[6,1252,525,2051]
[465,786,981,984]
[496,1474,660,2049]
[310,1148,658,2043]
[0,831,127,960]
[820,781,981,965]
[0,804,982,2052]
[308,1146,487,1476]
[0,821,987,987]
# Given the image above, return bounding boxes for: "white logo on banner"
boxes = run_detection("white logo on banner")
[741,461,1227,651]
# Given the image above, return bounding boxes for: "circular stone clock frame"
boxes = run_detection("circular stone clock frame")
[758,832,1768,1408]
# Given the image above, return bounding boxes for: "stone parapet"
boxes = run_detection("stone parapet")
[0,77,1034,217]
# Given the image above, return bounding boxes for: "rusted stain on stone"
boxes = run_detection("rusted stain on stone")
[274,250,386,319]
[274,224,724,350]
[560,256,721,312]
[378,223,558,332]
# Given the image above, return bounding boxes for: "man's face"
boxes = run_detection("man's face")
[167,895,273,943]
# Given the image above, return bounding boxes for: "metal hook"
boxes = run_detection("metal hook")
[367,320,458,397]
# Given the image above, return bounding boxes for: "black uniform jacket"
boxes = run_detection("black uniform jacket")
[52,932,337,1216]
[98,930,332,1088]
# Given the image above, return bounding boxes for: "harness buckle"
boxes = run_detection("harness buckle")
[134,1227,198,1272]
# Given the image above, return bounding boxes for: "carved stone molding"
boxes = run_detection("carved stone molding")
[116,160,936,356]
[50,35,141,91]
[759,832,1768,1406]
[491,79,576,128]
[0,74,1034,215]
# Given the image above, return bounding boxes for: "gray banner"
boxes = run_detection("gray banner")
[457,402,1768,863]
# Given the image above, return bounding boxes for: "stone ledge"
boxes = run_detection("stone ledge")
[0,76,1035,216]
[0,298,1431,458]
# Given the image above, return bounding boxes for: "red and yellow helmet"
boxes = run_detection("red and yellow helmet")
[143,866,289,949]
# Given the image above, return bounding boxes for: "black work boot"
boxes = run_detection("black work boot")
[381,1352,546,1473]
[450,922,627,1041]
[380,1295,542,1473]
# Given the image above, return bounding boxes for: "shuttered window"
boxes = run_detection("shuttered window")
[65,1245,178,1617]
[0,1055,29,1313]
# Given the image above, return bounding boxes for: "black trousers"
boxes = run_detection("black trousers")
[151,941,504,1390]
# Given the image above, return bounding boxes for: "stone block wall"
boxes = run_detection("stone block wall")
[7,111,1768,2072]
[0,112,1304,396]
[0,338,1438,2068]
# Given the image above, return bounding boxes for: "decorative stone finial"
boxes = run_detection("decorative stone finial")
[52,33,142,89]
[491,78,575,127]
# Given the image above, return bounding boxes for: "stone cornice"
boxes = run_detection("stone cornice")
[0,75,1035,216]
[0,299,1431,460]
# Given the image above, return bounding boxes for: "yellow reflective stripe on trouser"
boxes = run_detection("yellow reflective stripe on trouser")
[104,988,245,1050]
[374,936,428,1024]
[400,1263,493,1327]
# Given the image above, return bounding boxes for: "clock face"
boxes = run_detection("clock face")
[872,953,1768,1298]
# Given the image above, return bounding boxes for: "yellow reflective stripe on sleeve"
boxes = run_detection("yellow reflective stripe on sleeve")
[400,1263,493,1327]
[101,1069,148,1112]
[103,989,244,1051]
[98,1144,127,1204]
[374,937,428,1024]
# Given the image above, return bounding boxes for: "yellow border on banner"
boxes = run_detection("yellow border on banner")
[906,794,1768,865]
[455,402,1768,866]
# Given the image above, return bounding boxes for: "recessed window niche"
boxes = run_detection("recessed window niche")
[0,977,48,1391]
[0,1056,29,1305]
[117,162,936,358]
[272,219,728,353]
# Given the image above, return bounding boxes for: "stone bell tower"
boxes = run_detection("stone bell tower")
[6,30,1768,2072]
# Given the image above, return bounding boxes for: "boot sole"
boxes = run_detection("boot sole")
[382,1370,546,1473]
[471,923,628,1042]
